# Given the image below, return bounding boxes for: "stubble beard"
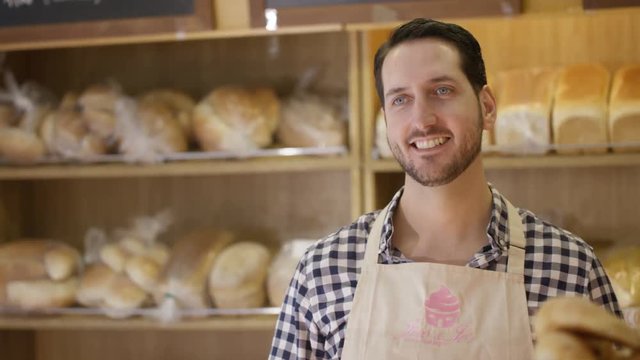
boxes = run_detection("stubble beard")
[389,107,484,187]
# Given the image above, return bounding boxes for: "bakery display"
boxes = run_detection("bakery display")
[552,63,610,154]
[609,65,640,152]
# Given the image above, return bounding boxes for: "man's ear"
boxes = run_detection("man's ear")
[479,85,497,131]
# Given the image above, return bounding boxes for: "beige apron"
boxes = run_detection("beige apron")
[341,200,534,360]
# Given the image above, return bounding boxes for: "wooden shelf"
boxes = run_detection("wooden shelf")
[0,156,354,180]
[0,24,343,52]
[0,314,277,331]
[367,153,640,172]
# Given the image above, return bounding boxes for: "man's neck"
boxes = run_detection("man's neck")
[392,158,493,265]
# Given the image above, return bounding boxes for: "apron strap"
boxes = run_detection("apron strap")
[364,204,391,265]
[505,200,527,276]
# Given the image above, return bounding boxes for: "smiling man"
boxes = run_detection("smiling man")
[270,18,620,360]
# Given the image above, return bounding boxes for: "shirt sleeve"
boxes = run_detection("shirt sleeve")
[586,256,622,318]
[269,253,321,360]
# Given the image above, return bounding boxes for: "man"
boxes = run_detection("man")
[270,18,620,359]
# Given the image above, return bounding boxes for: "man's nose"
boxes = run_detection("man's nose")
[411,97,437,129]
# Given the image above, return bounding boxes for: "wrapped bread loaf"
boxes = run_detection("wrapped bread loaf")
[375,109,393,159]
[209,241,271,309]
[267,240,315,307]
[39,94,107,159]
[193,86,280,151]
[552,64,610,154]
[0,127,46,163]
[78,83,121,145]
[609,65,640,152]
[534,297,640,359]
[495,68,558,154]
[76,263,147,312]
[139,89,196,140]
[276,93,347,148]
[0,239,81,309]
[155,229,234,309]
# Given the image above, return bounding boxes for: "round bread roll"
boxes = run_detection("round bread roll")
[44,245,82,281]
[277,94,346,148]
[99,243,128,273]
[193,86,280,151]
[136,101,187,153]
[6,277,78,309]
[125,255,162,292]
[139,89,195,139]
[103,274,148,310]
[76,263,118,307]
[0,127,45,163]
[147,242,170,266]
[209,241,271,309]
[39,109,106,159]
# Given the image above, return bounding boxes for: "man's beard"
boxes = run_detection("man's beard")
[389,106,483,187]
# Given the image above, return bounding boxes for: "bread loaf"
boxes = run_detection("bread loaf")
[139,89,195,140]
[609,65,640,152]
[0,240,81,282]
[39,107,107,159]
[495,68,558,154]
[276,94,346,148]
[209,241,270,309]
[124,255,162,292]
[193,86,280,151]
[155,229,234,308]
[78,84,120,141]
[76,263,117,307]
[135,101,188,153]
[552,64,610,154]
[6,277,78,309]
[0,127,45,163]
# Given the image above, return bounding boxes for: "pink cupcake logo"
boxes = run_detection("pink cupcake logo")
[424,286,461,328]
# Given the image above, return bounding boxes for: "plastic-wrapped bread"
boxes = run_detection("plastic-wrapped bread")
[495,68,558,154]
[139,89,196,140]
[78,83,121,145]
[375,109,393,159]
[0,240,81,282]
[193,86,280,151]
[267,240,315,307]
[609,65,640,152]
[0,103,17,128]
[0,127,46,163]
[552,64,610,154]
[6,277,78,309]
[155,229,234,309]
[276,93,347,147]
[39,96,107,160]
[209,241,271,309]
[76,263,147,312]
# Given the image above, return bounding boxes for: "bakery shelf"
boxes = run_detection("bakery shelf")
[0,314,278,331]
[367,153,640,173]
[0,156,353,180]
[0,24,343,52]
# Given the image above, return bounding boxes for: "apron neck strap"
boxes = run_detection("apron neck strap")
[505,200,526,276]
[364,198,527,275]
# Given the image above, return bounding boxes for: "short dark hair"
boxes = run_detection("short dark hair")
[374,18,487,107]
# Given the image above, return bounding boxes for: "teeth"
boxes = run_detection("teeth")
[414,137,446,149]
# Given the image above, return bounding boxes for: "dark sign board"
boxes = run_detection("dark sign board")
[584,0,640,8]
[0,0,195,28]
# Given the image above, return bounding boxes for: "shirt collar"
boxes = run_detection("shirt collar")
[378,183,510,257]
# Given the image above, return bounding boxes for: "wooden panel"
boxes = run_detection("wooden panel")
[0,330,34,360]
[13,31,348,101]
[370,167,640,245]
[20,171,352,249]
[35,329,273,360]
[0,181,29,243]
[522,0,583,13]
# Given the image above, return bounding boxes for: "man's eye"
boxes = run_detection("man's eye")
[392,96,407,105]
[435,87,452,96]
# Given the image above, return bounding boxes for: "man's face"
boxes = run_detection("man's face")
[381,38,493,187]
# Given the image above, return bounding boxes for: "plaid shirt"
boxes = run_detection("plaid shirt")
[269,185,621,359]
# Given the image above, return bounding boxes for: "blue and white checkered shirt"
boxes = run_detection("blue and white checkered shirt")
[269,185,621,359]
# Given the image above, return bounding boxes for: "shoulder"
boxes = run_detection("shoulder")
[299,211,379,271]
[518,207,597,267]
